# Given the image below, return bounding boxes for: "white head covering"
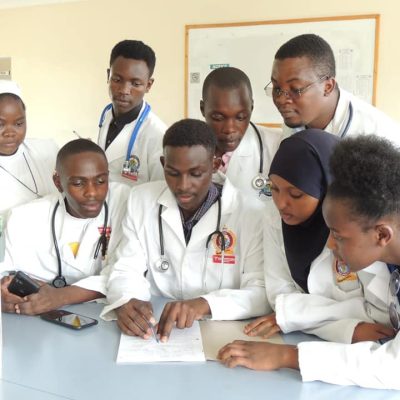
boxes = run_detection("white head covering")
[0,80,21,97]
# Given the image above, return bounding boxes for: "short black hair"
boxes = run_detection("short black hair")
[163,119,216,158]
[109,40,156,77]
[56,139,107,172]
[202,67,253,100]
[328,135,400,226]
[0,93,25,110]
[275,34,336,78]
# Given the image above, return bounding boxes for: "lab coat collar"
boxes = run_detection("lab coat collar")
[50,195,107,273]
[157,177,237,248]
[326,88,351,136]
[231,123,256,157]
[103,101,148,163]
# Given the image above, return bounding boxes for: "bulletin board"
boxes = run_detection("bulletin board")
[185,15,379,127]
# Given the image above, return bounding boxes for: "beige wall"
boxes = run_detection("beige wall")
[0,0,399,144]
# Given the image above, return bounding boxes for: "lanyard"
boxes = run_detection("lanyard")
[98,102,151,160]
[125,103,151,161]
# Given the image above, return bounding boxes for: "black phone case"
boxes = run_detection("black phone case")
[8,271,41,297]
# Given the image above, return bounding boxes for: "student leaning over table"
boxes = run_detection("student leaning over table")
[200,66,282,201]
[244,129,393,345]
[101,119,270,342]
[218,135,400,390]
[0,139,129,315]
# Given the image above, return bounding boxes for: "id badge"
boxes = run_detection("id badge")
[121,155,140,181]
[211,227,236,265]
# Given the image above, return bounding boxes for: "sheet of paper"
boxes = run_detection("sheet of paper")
[116,321,205,363]
[199,320,284,361]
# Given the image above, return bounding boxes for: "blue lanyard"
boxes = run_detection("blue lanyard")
[98,104,112,128]
[98,102,151,161]
[125,103,151,161]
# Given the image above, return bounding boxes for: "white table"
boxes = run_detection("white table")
[2,301,400,400]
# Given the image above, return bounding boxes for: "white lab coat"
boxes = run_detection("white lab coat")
[213,124,282,201]
[298,330,400,389]
[102,178,270,321]
[282,88,400,145]
[0,182,130,295]
[97,102,166,186]
[264,204,391,343]
[0,138,58,220]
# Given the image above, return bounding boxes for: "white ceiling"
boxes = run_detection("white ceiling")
[0,0,83,9]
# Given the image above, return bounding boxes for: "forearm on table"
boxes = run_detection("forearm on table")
[55,286,104,307]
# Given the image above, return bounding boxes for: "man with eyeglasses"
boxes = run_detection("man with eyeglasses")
[266,34,400,144]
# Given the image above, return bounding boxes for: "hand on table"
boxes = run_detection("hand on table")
[217,340,299,370]
[15,282,65,315]
[116,298,156,339]
[243,313,281,339]
[1,275,25,313]
[157,297,211,343]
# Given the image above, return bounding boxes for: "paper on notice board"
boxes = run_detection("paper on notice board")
[199,320,284,361]
[116,321,205,363]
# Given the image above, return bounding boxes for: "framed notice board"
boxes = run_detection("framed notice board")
[185,15,379,126]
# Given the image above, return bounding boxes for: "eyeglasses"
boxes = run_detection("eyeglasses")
[388,269,400,330]
[264,76,328,100]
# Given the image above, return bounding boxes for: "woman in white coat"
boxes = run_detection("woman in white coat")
[1,139,129,315]
[244,129,394,344]
[219,134,400,390]
[102,119,270,342]
[0,80,57,219]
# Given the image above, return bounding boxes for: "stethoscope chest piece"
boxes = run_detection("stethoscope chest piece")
[252,175,268,190]
[156,256,170,272]
[52,276,67,288]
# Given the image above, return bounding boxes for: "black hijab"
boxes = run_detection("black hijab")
[269,129,340,293]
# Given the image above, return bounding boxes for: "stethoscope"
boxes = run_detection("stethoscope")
[156,196,226,273]
[98,102,151,163]
[340,101,354,139]
[249,122,272,196]
[50,200,109,288]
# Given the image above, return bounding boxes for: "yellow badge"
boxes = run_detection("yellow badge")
[211,226,236,264]
[68,242,80,258]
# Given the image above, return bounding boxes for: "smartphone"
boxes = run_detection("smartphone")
[8,271,41,297]
[40,309,98,330]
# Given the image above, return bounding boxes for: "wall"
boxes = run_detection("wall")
[0,0,399,144]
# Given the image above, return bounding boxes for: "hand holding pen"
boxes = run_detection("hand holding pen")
[116,298,159,342]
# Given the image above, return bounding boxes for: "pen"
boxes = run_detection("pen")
[72,130,82,138]
[148,321,159,343]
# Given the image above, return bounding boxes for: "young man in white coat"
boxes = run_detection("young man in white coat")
[218,135,400,390]
[97,39,166,186]
[201,67,282,201]
[267,34,400,144]
[102,119,270,342]
[0,139,129,315]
